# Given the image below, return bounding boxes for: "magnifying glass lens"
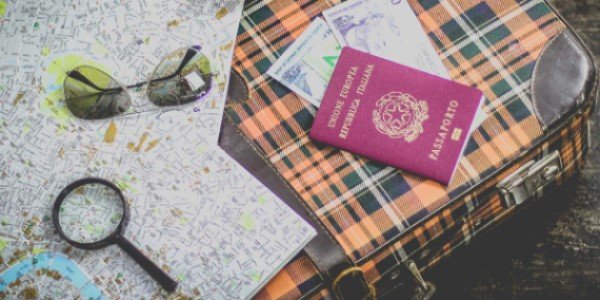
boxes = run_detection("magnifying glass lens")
[58,183,124,244]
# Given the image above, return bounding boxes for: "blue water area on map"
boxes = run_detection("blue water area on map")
[0,251,105,300]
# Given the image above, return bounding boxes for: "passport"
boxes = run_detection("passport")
[309,48,484,185]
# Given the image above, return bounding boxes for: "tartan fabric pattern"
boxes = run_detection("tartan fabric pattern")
[254,253,327,299]
[225,0,577,298]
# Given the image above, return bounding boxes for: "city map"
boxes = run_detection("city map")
[0,1,315,299]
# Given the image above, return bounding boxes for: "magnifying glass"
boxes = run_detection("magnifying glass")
[52,177,178,292]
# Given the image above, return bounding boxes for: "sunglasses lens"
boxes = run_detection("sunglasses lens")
[64,66,131,119]
[147,47,212,107]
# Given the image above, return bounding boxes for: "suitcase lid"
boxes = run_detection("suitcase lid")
[224,0,593,264]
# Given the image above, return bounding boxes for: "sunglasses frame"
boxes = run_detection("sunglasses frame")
[63,46,214,119]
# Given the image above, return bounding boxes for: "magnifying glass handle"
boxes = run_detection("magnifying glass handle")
[115,236,178,292]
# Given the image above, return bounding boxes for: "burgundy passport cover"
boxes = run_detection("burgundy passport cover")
[309,48,484,185]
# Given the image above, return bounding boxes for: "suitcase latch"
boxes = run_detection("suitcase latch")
[405,260,436,300]
[498,151,562,208]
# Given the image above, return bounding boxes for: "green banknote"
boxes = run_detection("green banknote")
[303,34,342,81]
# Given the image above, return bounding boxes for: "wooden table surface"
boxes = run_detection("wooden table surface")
[422,1,600,299]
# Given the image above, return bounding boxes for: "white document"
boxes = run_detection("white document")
[323,0,449,78]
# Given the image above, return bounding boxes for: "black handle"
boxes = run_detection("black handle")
[115,235,178,292]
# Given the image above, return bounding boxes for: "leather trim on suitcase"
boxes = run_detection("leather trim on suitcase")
[532,30,596,129]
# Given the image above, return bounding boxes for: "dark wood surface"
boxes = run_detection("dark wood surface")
[422,1,600,299]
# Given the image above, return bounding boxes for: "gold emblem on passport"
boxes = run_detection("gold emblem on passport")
[372,92,429,142]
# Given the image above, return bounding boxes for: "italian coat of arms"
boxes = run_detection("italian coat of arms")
[372,92,429,142]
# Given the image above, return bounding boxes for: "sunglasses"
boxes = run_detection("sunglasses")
[63,46,213,119]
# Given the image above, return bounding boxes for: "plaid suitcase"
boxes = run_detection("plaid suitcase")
[219,0,598,299]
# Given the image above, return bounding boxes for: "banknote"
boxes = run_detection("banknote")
[323,0,450,79]
[267,18,334,106]
[303,32,342,81]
